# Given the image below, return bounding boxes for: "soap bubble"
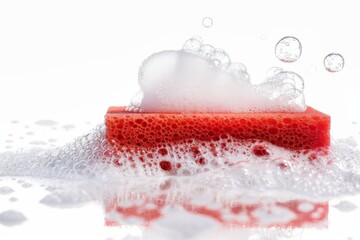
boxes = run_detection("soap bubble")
[275,36,302,63]
[197,44,215,58]
[324,53,344,72]
[202,17,213,28]
[270,71,304,91]
[227,63,250,83]
[228,62,247,73]
[210,49,231,69]
[266,67,283,78]
[257,70,305,111]
[182,36,203,53]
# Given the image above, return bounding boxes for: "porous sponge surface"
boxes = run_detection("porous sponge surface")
[106,106,330,151]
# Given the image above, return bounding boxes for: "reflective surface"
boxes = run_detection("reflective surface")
[1,1,360,239]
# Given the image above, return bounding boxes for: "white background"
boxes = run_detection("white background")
[1,0,359,130]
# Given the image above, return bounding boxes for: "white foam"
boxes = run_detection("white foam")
[1,124,360,198]
[130,37,305,113]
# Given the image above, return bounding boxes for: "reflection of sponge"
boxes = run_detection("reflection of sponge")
[105,106,330,150]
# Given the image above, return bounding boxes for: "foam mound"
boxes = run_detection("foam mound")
[128,37,306,113]
[1,125,360,198]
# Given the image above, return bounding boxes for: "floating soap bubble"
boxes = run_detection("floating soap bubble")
[324,53,344,72]
[275,36,302,63]
[202,17,213,28]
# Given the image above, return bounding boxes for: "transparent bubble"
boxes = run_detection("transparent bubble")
[227,63,250,83]
[272,71,304,91]
[127,90,144,112]
[228,62,247,73]
[197,44,215,58]
[182,36,203,53]
[210,49,231,69]
[324,53,344,72]
[202,17,213,28]
[257,70,305,111]
[266,67,283,78]
[275,36,302,63]
[213,59,221,66]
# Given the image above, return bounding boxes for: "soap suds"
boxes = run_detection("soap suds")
[129,37,305,113]
[0,124,359,199]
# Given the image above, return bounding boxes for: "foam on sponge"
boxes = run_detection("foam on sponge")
[129,37,306,113]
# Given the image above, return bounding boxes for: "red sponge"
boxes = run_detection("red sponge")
[105,106,330,150]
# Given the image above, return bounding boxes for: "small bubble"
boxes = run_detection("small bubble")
[182,36,203,53]
[260,34,267,40]
[266,67,283,78]
[324,53,344,72]
[210,49,231,69]
[275,36,302,63]
[228,62,247,73]
[198,44,215,58]
[213,59,221,66]
[202,17,213,28]
[227,63,250,82]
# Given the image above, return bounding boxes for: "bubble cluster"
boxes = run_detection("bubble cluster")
[183,36,234,71]
[275,36,302,63]
[0,122,360,199]
[131,37,305,113]
[324,53,344,72]
[256,69,306,111]
[0,125,114,179]
[202,17,213,28]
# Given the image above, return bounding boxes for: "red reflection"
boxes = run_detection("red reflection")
[103,180,328,228]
